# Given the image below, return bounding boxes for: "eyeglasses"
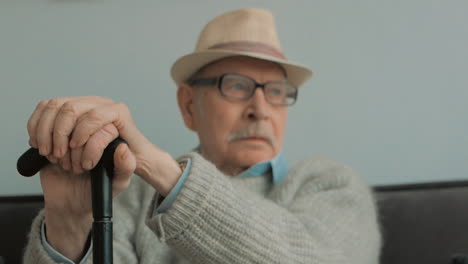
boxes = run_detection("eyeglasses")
[189,73,298,106]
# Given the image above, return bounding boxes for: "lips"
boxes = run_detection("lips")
[240,136,268,142]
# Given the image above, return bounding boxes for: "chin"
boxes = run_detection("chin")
[225,139,278,166]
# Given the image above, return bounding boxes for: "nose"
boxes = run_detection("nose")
[245,88,270,121]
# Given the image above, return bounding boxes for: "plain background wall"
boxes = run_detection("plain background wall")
[1,0,467,195]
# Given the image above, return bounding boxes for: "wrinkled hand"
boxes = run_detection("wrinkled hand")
[27,96,181,261]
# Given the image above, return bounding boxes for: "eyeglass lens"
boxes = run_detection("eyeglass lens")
[220,74,296,105]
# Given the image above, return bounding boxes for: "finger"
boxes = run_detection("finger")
[112,143,136,192]
[27,100,49,149]
[70,103,133,149]
[52,101,80,159]
[46,154,57,164]
[71,147,84,174]
[53,97,114,158]
[58,149,72,171]
[81,124,119,170]
[36,98,70,156]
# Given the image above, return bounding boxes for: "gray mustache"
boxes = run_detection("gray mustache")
[227,122,276,147]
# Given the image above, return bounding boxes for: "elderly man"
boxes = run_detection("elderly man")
[23,8,381,264]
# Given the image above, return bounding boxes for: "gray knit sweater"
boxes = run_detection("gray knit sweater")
[23,152,381,263]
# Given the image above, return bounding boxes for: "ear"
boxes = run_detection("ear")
[177,83,197,131]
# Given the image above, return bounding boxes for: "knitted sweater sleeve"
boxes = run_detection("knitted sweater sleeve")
[146,152,381,264]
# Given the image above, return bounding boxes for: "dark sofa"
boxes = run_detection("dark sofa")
[376,180,468,264]
[1,180,467,264]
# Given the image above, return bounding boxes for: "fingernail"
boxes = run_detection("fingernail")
[29,138,37,148]
[48,155,57,164]
[54,147,61,158]
[70,139,81,149]
[82,160,92,170]
[120,147,127,161]
[39,146,49,156]
[61,160,70,171]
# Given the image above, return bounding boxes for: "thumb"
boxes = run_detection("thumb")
[112,143,136,190]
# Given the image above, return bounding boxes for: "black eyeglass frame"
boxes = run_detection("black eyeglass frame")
[189,73,298,106]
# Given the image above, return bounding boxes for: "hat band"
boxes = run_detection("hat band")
[207,41,286,60]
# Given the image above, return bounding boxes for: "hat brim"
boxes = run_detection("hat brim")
[171,49,313,88]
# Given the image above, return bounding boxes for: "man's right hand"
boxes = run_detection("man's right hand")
[27,96,137,262]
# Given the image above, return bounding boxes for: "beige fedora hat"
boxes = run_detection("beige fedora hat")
[170,8,313,88]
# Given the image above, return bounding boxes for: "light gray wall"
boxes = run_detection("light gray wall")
[1,0,467,195]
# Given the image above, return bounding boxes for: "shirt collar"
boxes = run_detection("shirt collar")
[193,146,288,184]
[238,151,288,185]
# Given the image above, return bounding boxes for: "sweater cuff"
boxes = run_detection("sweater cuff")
[146,152,217,242]
[22,210,59,263]
[152,158,192,215]
[41,221,92,264]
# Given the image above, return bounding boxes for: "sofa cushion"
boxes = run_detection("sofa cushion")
[0,196,43,264]
[376,181,468,264]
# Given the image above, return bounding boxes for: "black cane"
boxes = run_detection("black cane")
[17,138,126,264]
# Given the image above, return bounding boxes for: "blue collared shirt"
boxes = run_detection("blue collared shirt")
[237,151,288,185]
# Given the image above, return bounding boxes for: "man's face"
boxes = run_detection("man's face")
[179,56,288,175]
